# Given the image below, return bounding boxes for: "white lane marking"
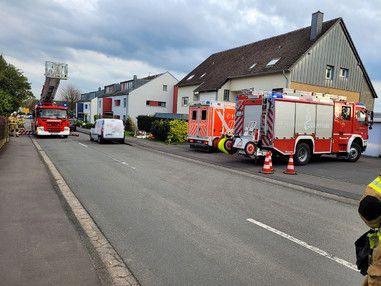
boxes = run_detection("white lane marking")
[246,218,358,272]
[78,142,136,170]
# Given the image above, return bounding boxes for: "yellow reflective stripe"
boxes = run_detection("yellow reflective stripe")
[369,177,381,194]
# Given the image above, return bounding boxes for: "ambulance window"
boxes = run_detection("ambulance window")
[192,110,197,120]
[341,106,351,121]
[201,110,207,120]
[357,111,366,125]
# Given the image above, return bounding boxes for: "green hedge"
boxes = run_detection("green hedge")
[167,119,188,143]
[137,115,156,132]
[150,119,170,142]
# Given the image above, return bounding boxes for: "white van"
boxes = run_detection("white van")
[89,119,125,143]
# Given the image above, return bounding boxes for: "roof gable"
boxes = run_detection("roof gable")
[177,18,339,92]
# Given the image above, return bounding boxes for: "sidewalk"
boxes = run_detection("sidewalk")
[0,135,104,286]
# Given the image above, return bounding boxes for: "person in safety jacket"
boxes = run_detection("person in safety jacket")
[359,173,381,286]
[18,115,25,130]
[8,112,19,137]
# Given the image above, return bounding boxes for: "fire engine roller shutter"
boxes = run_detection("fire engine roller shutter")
[316,104,333,139]
[244,105,262,131]
[295,103,316,135]
[274,101,295,139]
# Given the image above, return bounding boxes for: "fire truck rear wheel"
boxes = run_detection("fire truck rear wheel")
[347,142,361,162]
[294,142,311,166]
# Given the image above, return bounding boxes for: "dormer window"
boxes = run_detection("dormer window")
[249,63,257,70]
[200,73,206,78]
[266,58,280,66]
[187,74,195,80]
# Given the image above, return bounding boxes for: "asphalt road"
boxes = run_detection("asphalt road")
[35,133,375,285]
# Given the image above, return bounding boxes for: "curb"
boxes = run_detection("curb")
[32,138,140,286]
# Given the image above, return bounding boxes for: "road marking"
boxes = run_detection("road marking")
[246,218,358,272]
[78,142,136,170]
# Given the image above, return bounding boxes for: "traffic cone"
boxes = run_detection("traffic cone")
[259,151,274,174]
[269,151,274,172]
[284,154,297,175]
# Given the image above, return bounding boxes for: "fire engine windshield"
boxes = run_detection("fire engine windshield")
[37,108,68,119]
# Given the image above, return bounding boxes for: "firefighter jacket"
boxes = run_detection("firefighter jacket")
[359,173,381,286]
[8,116,19,126]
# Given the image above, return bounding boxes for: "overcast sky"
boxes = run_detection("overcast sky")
[1,0,381,111]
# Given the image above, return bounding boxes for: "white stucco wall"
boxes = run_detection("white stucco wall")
[229,73,288,93]
[177,85,197,115]
[111,95,128,121]
[90,97,97,123]
[129,72,178,123]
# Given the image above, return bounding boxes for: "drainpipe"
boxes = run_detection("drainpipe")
[282,70,290,88]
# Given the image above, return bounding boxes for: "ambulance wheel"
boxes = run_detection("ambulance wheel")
[294,142,311,165]
[245,142,256,155]
[347,142,361,162]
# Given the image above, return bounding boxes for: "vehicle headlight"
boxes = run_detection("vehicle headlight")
[37,126,44,131]
[64,127,70,131]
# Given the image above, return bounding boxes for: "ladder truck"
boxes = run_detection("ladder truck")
[32,61,70,137]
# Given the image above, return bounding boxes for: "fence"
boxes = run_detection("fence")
[0,116,9,150]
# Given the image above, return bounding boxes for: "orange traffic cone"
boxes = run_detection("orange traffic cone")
[259,151,274,174]
[269,151,274,172]
[284,154,297,175]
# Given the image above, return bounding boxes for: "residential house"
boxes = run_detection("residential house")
[81,72,178,125]
[77,88,104,122]
[176,11,377,115]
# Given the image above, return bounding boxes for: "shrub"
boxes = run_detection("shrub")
[167,119,188,143]
[150,119,170,142]
[125,116,137,132]
[137,115,156,131]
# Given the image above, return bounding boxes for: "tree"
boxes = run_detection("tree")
[59,85,81,117]
[0,55,34,116]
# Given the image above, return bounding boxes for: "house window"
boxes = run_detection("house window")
[340,68,349,78]
[200,73,206,78]
[224,89,230,101]
[84,104,88,109]
[182,97,189,106]
[123,98,126,107]
[146,100,166,107]
[187,75,195,80]
[249,63,257,70]
[163,85,167,91]
[266,58,280,66]
[326,65,334,80]
[115,100,120,106]
[99,100,102,109]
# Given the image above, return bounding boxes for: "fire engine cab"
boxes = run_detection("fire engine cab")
[231,88,372,165]
[188,101,235,151]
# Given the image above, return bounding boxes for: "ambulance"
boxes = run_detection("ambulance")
[187,101,235,151]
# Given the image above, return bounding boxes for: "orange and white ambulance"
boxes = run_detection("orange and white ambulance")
[188,101,235,151]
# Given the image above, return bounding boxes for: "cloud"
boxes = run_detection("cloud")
[0,0,380,103]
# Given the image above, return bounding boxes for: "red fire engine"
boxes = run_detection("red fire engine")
[230,89,372,165]
[188,101,235,151]
[32,61,71,137]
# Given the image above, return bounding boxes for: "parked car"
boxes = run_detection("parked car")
[89,118,125,144]
[69,118,76,131]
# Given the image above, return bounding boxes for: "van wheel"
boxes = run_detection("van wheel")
[347,142,361,162]
[89,134,94,141]
[97,135,103,144]
[294,143,311,165]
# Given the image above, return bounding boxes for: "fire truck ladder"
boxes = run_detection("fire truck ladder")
[40,62,68,103]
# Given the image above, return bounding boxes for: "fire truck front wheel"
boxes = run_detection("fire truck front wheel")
[347,142,361,162]
[294,142,311,166]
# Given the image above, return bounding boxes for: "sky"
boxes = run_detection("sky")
[1,0,381,111]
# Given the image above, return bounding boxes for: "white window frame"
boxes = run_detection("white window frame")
[326,65,334,80]
[339,68,349,78]
[182,97,189,107]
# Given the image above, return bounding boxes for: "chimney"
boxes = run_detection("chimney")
[310,11,324,40]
